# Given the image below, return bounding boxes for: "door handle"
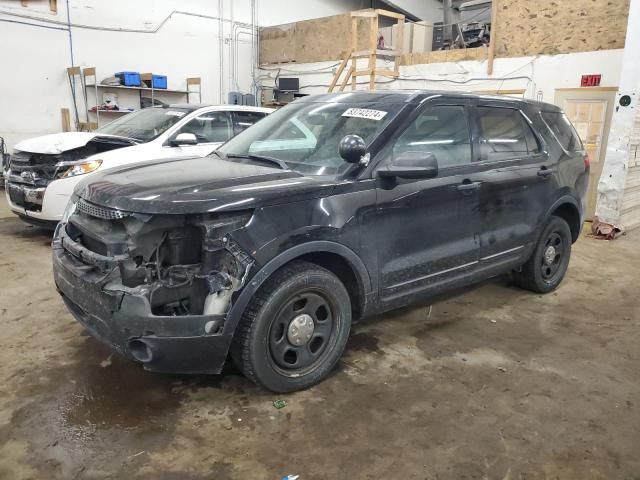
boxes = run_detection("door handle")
[537,167,553,178]
[456,181,481,193]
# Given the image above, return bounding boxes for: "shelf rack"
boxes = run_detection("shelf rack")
[66,67,202,131]
[328,9,405,92]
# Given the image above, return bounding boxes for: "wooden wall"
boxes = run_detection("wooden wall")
[259,0,630,66]
[259,12,375,64]
[494,0,630,58]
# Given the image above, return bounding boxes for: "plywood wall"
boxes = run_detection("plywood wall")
[260,0,631,65]
[259,12,375,64]
[495,0,630,57]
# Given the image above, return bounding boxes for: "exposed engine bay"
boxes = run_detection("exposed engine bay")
[7,136,136,211]
[59,198,254,330]
[10,135,136,186]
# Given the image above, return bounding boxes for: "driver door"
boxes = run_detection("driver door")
[374,101,479,307]
[162,111,234,158]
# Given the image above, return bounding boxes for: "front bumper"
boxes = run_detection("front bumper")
[52,227,234,375]
[5,174,85,223]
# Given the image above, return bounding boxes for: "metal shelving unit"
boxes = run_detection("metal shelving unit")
[67,67,202,131]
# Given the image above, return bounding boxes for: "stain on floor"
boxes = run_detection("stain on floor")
[0,197,639,479]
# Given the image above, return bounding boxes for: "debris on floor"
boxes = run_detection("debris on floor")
[273,399,288,409]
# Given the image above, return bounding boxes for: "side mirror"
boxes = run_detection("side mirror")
[170,132,198,146]
[378,151,439,179]
[339,134,366,164]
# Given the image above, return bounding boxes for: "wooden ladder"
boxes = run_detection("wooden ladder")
[328,9,405,93]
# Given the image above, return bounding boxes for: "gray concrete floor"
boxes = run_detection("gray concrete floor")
[1,195,639,480]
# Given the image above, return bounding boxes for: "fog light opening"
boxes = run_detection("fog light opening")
[129,339,153,363]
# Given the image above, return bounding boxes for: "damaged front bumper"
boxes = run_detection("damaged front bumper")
[52,206,253,374]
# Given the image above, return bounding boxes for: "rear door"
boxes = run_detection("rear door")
[375,100,479,306]
[467,103,556,271]
[232,110,268,135]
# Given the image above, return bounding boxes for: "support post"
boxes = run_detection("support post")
[487,0,499,75]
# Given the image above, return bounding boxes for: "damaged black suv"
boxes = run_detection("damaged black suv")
[53,91,588,392]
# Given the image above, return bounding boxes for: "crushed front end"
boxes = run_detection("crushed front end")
[52,196,254,374]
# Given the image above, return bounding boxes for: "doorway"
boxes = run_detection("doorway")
[554,88,617,220]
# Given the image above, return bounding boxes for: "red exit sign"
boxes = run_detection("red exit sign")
[581,74,602,87]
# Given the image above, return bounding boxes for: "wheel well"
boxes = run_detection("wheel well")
[297,251,365,320]
[552,203,581,242]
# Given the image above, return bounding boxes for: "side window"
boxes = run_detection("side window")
[541,111,583,152]
[176,111,233,144]
[233,111,266,134]
[393,105,472,168]
[476,107,538,161]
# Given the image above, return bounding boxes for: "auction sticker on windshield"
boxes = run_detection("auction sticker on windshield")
[165,111,186,117]
[342,108,388,121]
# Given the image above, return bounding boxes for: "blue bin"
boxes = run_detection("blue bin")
[115,71,141,87]
[151,75,167,89]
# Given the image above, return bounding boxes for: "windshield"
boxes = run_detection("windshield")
[217,101,404,175]
[96,107,192,142]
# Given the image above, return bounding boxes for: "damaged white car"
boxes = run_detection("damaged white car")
[4,104,272,228]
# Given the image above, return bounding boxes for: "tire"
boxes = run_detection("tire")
[514,216,572,293]
[231,260,352,393]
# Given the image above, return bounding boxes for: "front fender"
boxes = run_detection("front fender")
[223,240,373,335]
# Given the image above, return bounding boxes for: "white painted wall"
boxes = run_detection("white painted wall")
[596,0,640,231]
[258,49,624,103]
[0,0,371,150]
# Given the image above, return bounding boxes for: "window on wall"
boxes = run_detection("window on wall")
[393,105,472,168]
[476,107,540,162]
[177,111,233,144]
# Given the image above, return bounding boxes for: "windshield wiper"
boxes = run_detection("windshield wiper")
[225,154,289,170]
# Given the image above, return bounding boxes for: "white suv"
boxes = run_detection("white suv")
[5,104,273,227]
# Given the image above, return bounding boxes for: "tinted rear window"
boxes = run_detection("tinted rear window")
[476,107,540,162]
[541,111,583,152]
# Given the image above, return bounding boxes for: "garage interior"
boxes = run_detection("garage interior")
[1,0,640,478]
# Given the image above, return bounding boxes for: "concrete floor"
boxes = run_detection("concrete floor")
[1,196,639,480]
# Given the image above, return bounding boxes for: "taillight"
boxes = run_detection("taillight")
[584,153,590,171]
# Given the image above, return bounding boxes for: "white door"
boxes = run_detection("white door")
[563,99,608,220]
[162,111,234,158]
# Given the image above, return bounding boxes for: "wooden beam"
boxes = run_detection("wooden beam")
[374,9,405,20]
[351,16,358,91]
[340,65,355,92]
[352,49,401,58]
[394,18,404,77]
[351,10,377,18]
[373,69,399,78]
[368,14,378,90]
[487,0,499,75]
[61,108,71,132]
[328,50,352,93]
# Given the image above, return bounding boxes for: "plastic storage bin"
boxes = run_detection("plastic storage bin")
[115,71,141,87]
[151,75,167,89]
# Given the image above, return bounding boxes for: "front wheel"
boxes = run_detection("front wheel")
[231,260,352,392]
[514,216,573,293]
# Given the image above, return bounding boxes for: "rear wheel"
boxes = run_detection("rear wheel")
[514,216,572,293]
[231,260,352,392]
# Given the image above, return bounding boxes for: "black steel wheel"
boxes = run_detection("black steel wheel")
[231,260,352,392]
[514,215,573,293]
[268,290,338,374]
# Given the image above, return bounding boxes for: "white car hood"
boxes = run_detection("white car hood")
[14,132,133,155]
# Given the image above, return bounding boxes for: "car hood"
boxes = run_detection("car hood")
[14,132,136,154]
[75,156,341,214]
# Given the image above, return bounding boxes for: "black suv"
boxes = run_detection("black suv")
[52,91,588,392]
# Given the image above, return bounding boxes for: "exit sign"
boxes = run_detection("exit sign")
[581,74,602,87]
